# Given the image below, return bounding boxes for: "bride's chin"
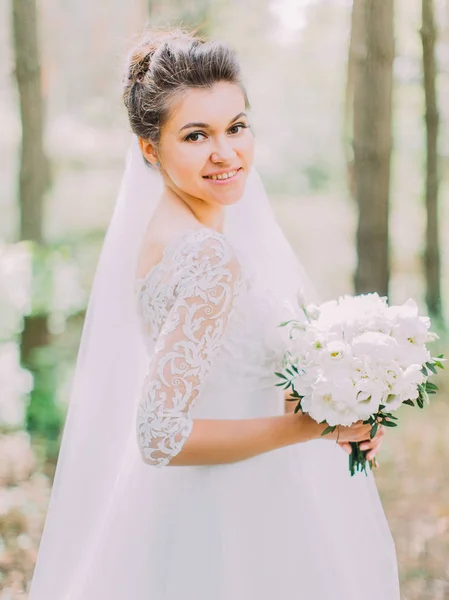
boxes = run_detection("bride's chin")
[206,178,248,206]
[211,190,246,207]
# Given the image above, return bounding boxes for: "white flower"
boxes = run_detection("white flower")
[304,303,320,321]
[301,377,360,427]
[318,340,354,383]
[354,376,388,418]
[386,364,424,409]
[395,340,431,368]
[352,331,399,363]
[291,365,320,397]
[389,299,438,345]
[322,340,352,363]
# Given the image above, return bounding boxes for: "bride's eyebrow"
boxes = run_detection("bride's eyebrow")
[179,112,247,132]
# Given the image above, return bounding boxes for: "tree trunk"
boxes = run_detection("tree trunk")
[353,0,394,297]
[421,0,442,319]
[12,0,50,244]
[12,0,51,367]
[344,0,363,199]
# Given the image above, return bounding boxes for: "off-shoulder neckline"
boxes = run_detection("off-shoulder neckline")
[134,227,227,292]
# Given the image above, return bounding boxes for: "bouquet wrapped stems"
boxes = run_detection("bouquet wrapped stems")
[349,442,375,476]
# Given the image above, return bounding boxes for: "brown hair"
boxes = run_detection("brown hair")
[123,29,249,150]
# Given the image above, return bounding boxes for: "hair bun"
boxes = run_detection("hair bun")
[126,43,155,85]
[125,29,202,85]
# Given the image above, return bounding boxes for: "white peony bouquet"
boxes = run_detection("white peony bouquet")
[276,293,444,476]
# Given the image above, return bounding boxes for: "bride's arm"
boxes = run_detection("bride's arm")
[168,413,376,466]
[168,412,322,466]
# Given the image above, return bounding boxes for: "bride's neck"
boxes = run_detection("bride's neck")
[162,185,225,233]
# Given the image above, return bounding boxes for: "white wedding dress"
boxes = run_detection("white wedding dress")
[28,144,400,599]
[74,226,400,599]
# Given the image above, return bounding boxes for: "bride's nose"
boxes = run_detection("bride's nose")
[210,137,237,163]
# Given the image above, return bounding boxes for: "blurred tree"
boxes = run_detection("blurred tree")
[421,0,442,320]
[11,0,50,245]
[12,0,50,361]
[12,0,61,451]
[352,0,394,296]
[344,0,363,199]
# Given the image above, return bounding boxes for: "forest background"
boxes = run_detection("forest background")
[0,0,449,598]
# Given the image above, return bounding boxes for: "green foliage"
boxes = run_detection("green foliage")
[302,161,330,192]
[24,345,64,460]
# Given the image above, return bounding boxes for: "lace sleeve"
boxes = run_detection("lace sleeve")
[136,233,242,467]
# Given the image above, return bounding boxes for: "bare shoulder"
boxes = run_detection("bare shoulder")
[135,212,203,280]
[135,220,238,282]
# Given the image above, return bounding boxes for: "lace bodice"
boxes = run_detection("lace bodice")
[134,229,243,467]
[134,228,294,468]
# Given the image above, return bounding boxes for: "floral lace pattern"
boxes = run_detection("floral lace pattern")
[135,229,242,467]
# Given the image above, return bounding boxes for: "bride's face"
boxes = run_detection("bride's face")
[152,82,254,206]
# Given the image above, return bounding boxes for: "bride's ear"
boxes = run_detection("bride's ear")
[138,137,159,168]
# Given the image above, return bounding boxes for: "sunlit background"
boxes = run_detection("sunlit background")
[1,0,449,598]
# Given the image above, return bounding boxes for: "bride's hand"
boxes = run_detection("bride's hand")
[319,420,370,443]
[317,419,385,461]
[336,424,385,461]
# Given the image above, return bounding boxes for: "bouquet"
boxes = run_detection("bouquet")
[276,293,444,476]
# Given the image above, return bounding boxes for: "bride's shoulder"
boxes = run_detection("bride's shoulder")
[169,228,241,281]
[135,226,239,285]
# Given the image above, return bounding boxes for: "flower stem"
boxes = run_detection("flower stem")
[349,442,375,477]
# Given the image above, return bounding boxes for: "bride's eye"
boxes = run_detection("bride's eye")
[228,123,248,135]
[184,131,207,142]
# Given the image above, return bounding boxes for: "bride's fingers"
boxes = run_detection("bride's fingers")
[337,425,385,459]
[360,426,385,449]
[337,442,352,454]
[366,444,383,460]
[360,440,379,453]
[361,430,385,459]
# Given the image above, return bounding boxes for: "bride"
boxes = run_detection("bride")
[29,29,400,599]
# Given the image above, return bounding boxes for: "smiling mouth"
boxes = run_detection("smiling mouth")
[203,168,242,181]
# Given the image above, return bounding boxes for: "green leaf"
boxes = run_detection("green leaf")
[426,362,438,375]
[382,420,398,427]
[321,425,336,437]
[434,361,444,370]
[425,382,438,391]
[403,399,415,407]
[370,424,379,439]
[279,320,297,328]
[294,402,304,414]
[274,372,287,380]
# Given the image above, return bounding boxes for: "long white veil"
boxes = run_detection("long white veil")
[28,136,317,599]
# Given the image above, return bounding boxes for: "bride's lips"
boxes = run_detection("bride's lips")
[202,167,243,185]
